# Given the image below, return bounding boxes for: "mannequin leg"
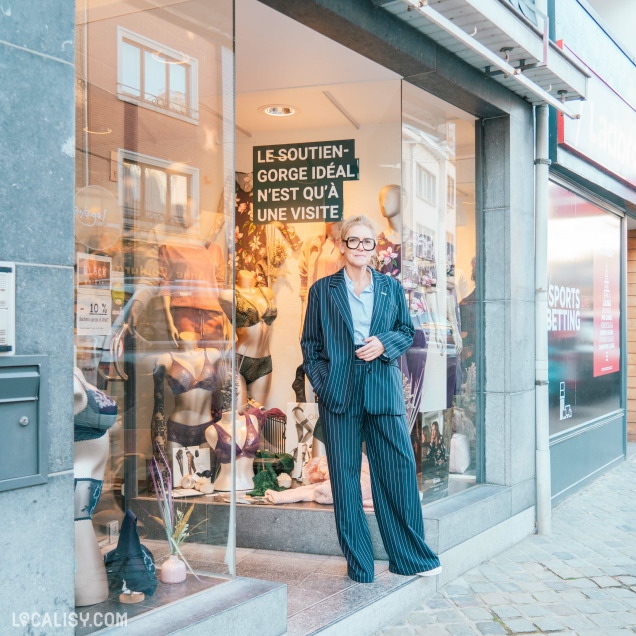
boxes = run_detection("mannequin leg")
[74,434,110,606]
[246,372,272,406]
[292,364,307,402]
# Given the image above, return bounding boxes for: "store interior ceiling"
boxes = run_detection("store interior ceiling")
[235,0,475,138]
[235,0,400,134]
[236,0,476,198]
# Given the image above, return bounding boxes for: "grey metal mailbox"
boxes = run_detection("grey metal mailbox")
[0,355,48,491]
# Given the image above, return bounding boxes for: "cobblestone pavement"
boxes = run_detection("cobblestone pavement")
[377,452,636,635]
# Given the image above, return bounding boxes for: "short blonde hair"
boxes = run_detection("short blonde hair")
[340,215,377,241]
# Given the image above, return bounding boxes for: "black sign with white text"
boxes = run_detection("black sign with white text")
[253,140,359,225]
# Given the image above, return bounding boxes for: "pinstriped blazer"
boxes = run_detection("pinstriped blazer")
[301,268,414,415]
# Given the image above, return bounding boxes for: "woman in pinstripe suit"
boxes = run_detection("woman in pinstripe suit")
[301,215,441,583]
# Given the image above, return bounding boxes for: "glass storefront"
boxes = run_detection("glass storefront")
[73,0,480,618]
[401,83,478,501]
[547,181,622,436]
[74,0,235,614]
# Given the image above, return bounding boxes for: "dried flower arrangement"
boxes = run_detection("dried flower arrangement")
[149,448,204,576]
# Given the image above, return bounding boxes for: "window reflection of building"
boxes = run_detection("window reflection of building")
[119,150,198,239]
[117,27,197,121]
[402,85,477,495]
[416,163,437,205]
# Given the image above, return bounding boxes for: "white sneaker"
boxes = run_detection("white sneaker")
[416,565,443,577]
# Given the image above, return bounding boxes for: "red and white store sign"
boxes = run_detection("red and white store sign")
[592,240,620,377]
[557,42,636,189]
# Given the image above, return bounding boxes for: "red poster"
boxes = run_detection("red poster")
[593,245,620,376]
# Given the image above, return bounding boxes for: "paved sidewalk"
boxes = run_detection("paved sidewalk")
[377,451,636,635]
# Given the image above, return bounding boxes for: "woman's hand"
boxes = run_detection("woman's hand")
[355,336,386,361]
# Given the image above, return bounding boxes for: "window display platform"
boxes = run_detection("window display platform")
[129,473,477,559]
[78,571,228,636]
[80,541,286,635]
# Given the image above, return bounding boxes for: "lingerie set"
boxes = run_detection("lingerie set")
[208,414,259,464]
[74,375,118,522]
[236,288,278,384]
[166,349,221,447]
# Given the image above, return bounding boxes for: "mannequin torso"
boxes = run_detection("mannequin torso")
[235,270,276,405]
[377,184,402,278]
[154,334,222,460]
[235,270,276,359]
[298,224,343,332]
[204,411,259,491]
[156,340,222,426]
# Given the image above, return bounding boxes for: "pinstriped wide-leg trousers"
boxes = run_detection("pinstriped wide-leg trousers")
[319,358,440,583]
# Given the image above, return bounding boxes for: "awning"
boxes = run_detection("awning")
[376,0,589,119]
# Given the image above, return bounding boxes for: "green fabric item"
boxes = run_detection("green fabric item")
[276,453,294,475]
[253,451,294,476]
[247,465,284,497]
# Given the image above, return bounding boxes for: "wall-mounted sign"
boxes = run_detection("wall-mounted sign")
[75,185,123,250]
[253,140,359,225]
[556,42,636,189]
[76,253,112,336]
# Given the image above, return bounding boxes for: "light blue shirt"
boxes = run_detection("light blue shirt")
[343,268,375,345]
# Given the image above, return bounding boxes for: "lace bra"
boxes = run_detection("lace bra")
[166,349,218,396]
[74,375,118,442]
[210,414,259,464]
[236,288,277,328]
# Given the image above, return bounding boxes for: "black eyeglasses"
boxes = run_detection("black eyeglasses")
[344,237,376,251]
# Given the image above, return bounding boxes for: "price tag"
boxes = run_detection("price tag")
[77,291,112,335]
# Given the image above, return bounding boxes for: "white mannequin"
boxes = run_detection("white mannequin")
[73,367,110,607]
[379,184,402,242]
[204,411,258,491]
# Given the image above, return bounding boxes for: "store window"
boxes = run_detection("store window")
[232,1,479,511]
[402,83,479,502]
[547,181,621,436]
[74,0,234,623]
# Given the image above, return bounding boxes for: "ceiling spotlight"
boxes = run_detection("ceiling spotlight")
[259,104,296,117]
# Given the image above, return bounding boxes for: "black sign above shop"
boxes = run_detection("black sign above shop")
[253,139,359,225]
